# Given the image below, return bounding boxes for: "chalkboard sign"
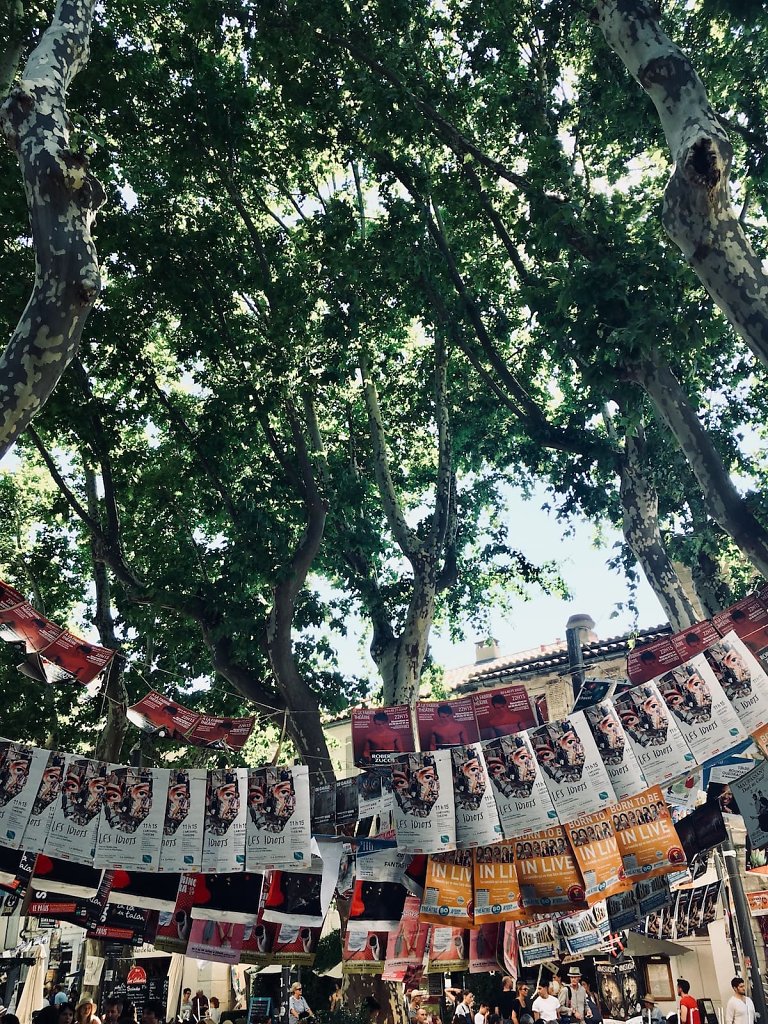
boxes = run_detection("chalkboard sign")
[246,997,272,1024]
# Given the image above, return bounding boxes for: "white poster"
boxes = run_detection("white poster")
[706,631,768,733]
[201,767,247,873]
[583,702,648,799]
[560,901,610,955]
[43,756,107,863]
[94,766,168,871]
[19,750,68,854]
[159,768,207,872]
[655,655,746,763]
[482,733,558,838]
[355,836,406,885]
[517,919,558,967]
[730,759,768,849]
[529,711,616,824]
[391,750,456,854]
[613,682,696,787]
[357,771,395,824]
[246,764,311,870]
[450,744,502,848]
[0,741,49,848]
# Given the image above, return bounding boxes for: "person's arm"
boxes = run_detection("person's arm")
[725,1001,735,1024]
[681,1004,689,1024]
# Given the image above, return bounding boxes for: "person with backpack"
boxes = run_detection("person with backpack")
[455,993,475,1022]
[677,980,700,1024]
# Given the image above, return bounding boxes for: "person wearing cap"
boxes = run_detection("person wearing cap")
[725,978,755,1024]
[641,997,663,1024]
[560,969,587,1024]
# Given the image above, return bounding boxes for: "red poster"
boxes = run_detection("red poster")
[351,705,416,767]
[127,691,255,751]
[472,686,536,740]
[714,594,768,656]
[416,698,479,750]
[188,715,255,751]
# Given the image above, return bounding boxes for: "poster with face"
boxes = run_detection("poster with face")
[391,750,456,854]
[515,825,587,913]
[94,766,168,871]
[705,631,768,733]
[357,770,395,823]
[700,880,721,927]
[472,841,524,924]
[20,750,68,854]
[343,924,389,974]
[419,849,473,926]
[611,786,686,881]
[381,894,430,981]
[655,656,746,762]
[0,741,48,848]
[482,733,558,838]
[426,926,470,973]
[594,958,640,1023]
[450,744,502,848]
[469,924,501,973]
[246,764,311,869]
[583,702,648,799]
[126,691,200,739]
[565,809,630,904]
[672,887,693,939]
[730,759,768,849]
[186,917,245,964]
[416,698,480,751]
[201,767,247,873]
[472,686,536,740]
[559,900,610,955]
[43,756,108,863]
[529,712,616,823]
[714,594,768,660]
[187,715,255,751]
[517,919,558,968]
[613,682,696,787]
[627,636,681,684]
[352,705,415,767]
[159,768,207,872]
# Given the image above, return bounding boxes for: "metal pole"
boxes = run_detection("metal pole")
[720,833,768,1022]
[565,614,595,702]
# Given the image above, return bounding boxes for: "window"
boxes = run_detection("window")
[644,960,674,1000]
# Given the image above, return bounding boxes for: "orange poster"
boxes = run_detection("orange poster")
[565,809,631,905]
[747,890,768,917]
[514,825,587,913]
[420,850,473,926]
[612,786,687,881]
[473,841,526,924]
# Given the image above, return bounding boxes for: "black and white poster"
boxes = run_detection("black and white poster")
[583,701,648,799]
[450,744,501,848]
[201,767,247,873]
[19,750,68,854]
[482,732,558,838]
[246,765,311,869]
[43,756,108,863]
[391,750,456,854]
[0,740,49,849]
[95,766,168,871]
[159,768,207,873]
[613,682,695,787]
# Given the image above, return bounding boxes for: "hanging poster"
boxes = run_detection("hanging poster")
[583,702,648,799]
[611,787,686,881]
[201,767,247,873]
[713,594,768,659]
[343,924,389,974]
[515,825,587,913]
[426,926,469,973]
[565,810,630,904]
[700,880,721,928]
[664,771,702,811]
[606,889,639,931]
[416,698,480,750]
[686,884,707,933]
[559,901,610,955]
[672,887,693,939]
[0,740,49,848]
[245,764,311,870]
[613,683,695,786]
[730,759,768,849]
[126,691,200,739]
[190,872,264,926]
[336,844,354,900]
[352,705,415,767]
[87,903,159,947]
[159,768,207,873]
[502,919,519,975]
[154,873,195,955]
[382,894,430,981]
[705,632,768,733]
[262,841,341,928]
[391,750,456,854]
[419,850,473,926]
[529,712,616,823]
[517,919,558,968]
[747,890,768,916]
[349,879,409,929]
[450,744,502,848]
[472,841,524,924]
[472,686,536,740]
[627,636,680,684]
[336,778,358,829]
[19,750,67,853]
[636,874,671,917]
[109,869,181,911]
[187,715,255,751]
[357,771,395,823]
[186,918,245,964]
[469,924,501,973]
[354,832,405,885]
[310,783,336,834]
[483,732,558,838]
[43,756,107,863]
[594,958,640,1023]
[655,656,746,762]
[94,766,168,871]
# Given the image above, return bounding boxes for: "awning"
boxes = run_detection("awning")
[626,932,692,957]
[317,962,343,979]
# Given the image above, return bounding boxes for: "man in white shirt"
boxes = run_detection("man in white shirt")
[533,982,561,1023]
[475,1002,490,1024]
[726,977,755,1024]
[455,993,475,1021]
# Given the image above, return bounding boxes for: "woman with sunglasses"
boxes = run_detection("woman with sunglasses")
[289,984,314,1022]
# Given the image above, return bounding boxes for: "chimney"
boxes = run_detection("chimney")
[475,638,500,664]
[565,613,597,644]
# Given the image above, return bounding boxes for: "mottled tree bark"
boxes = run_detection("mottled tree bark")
[596,0,768,370]
[0,0,104,460]
[632,355,768,579]
[620,429,700,630]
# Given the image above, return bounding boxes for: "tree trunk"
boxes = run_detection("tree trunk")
[690,547,734,618]
[620,430,700,631]
[595,0,768,371]
[0,0,104,460]
[0,0,25,96]
[633,355,768,579]
[374,570,437,707]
